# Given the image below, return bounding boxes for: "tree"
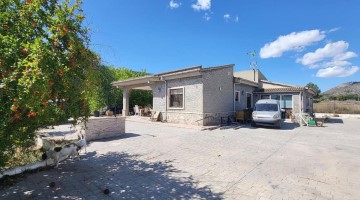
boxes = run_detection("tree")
[306,82,321,97]
[0,0,97,169]
[86,65,152,113]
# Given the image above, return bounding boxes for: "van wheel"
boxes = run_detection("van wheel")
[275,122,282,129]
[251,121,256,127]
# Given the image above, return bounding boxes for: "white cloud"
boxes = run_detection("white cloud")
[297,41,359,78]
[327,27,340,33]
[203,12,211,21]
[223,14,239,23]
[224,14,230,21]
[169,0,181,9]
[333,51,357,61]
[297,41,350,66]
[316,66,359,78]
[192,0,211,11]
[259,30,326,59]
[322,60,352,68]
[235,16,239,23]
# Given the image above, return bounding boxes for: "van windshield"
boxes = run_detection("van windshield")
[255,104,278,111]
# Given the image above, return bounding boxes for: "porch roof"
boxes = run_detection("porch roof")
[111,66,203,90]
[112,75,159,90]
[254,87,316,95]
[111,64,233,90]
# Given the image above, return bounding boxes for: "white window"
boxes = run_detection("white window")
[271,94,280,100]
[261,94,270,99]
[281,95,292,108]
[235,91,240,102]
[169,87,184,109]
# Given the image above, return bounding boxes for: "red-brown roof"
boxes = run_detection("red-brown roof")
[254,87,315,94]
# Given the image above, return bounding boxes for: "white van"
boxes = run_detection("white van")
[252,99,282,128]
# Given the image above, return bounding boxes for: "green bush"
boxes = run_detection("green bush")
[0,0,97,170]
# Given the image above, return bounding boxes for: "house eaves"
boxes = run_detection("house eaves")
[201,64,234,72]
[111,64,235,89]
[254,87,311,94]
[112,75,160,89]
[159,66,202,81]
[234,77,258,87]
[156,65,202,76]
[260,80,300,88]
[111,65,203,88]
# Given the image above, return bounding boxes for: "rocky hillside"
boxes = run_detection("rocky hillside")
[323,82,360,96]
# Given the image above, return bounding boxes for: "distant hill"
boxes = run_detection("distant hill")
[323,82,360,96]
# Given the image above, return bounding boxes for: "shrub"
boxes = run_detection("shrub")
[0,0,97,169]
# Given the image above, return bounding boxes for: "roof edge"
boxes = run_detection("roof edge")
[261,80,300,88]
[156,65,202,76]
[201,64,234,72]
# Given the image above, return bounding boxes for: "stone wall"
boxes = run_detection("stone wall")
[203,66,234,113]
[203,112,234,126]
[84,116,125,141]
[151,82,166,112]
[151,77,203,114]
[234,84,256,111]
[292,94,300,114]
[167,77,203,113]
[165,111,204,126]
[165,111,235,126]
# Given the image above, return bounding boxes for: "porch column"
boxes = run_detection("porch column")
[122,87,130,116]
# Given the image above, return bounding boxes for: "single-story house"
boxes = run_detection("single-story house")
[112,64,315,126]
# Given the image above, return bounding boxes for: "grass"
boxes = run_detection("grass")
[314,100,360,114]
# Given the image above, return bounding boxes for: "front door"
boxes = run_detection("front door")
[246,93,252,108]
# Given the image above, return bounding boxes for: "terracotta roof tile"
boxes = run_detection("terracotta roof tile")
[254,87,306,93]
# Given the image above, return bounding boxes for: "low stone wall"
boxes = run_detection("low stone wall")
[203,112,234,126]
[165,112,204,126]
[84,116,125,141]
[165,111,234,126]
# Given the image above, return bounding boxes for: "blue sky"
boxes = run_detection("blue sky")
[82,0,360,92]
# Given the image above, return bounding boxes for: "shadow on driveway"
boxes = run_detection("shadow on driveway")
[0,151,222,199]
[326,118,344,124]
[93,133,142,143]
[202,121,299,131]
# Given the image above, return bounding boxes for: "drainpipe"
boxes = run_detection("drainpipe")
[300,91,303,113]
[159,76,168,121]
[298,91,303,126]
[165,80,168,121]
[233,83,236,113]
[253,69,256,82]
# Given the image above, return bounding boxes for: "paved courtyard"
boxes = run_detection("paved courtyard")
[1,117,360,199]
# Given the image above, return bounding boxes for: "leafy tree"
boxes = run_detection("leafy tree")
[306,82,321,97]
[0,0,97,169]
[86,65,152,112]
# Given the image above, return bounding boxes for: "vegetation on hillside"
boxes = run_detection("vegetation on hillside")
[306,82,360,103]
[319,82,360,102]
[313,82,360,114]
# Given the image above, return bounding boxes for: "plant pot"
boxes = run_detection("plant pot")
[94,110,100,117]
[105,110,113,116]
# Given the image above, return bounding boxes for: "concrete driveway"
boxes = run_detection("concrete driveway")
[1,118,359,199]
